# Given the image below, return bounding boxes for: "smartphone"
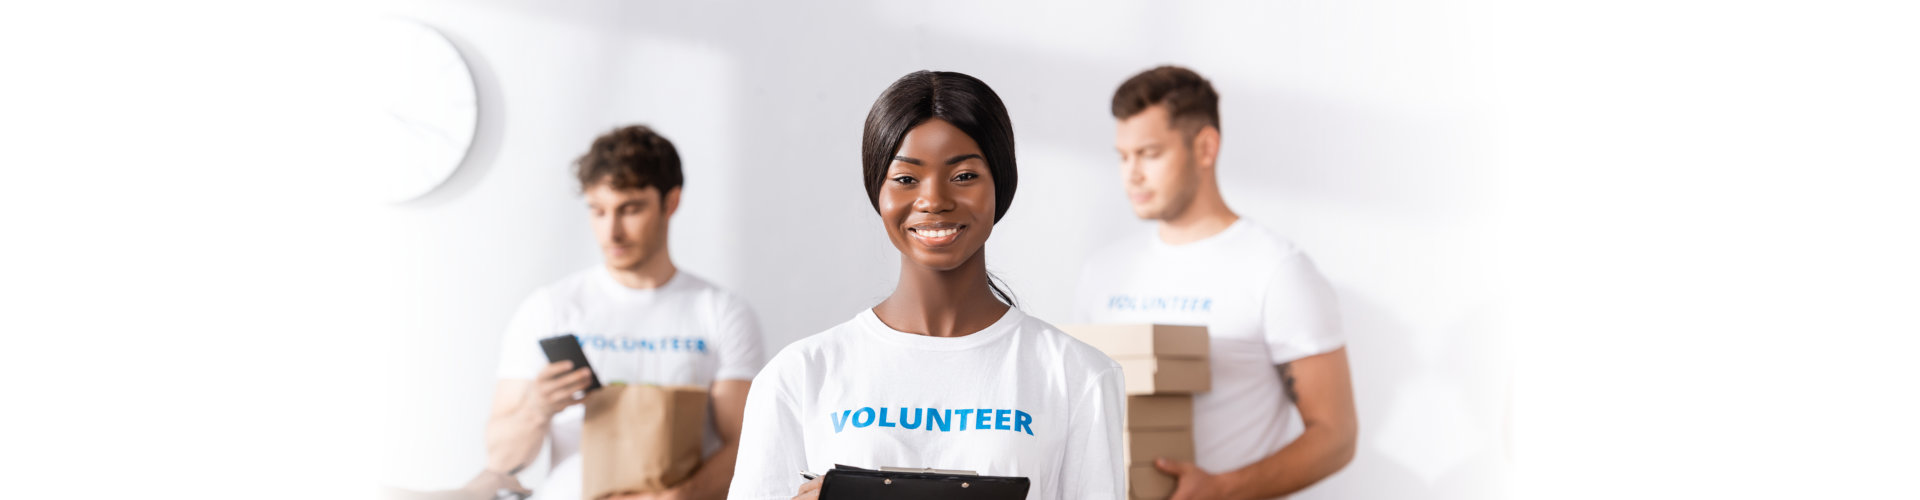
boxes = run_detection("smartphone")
[538,334,602,391]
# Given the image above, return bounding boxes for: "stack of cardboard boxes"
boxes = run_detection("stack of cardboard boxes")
[1061,324,1210,500]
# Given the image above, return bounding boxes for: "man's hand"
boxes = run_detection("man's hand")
[461,469,529,498]
[485,361,598,481]
[525,360,595,418]
[1156,457,1233,500]
[790,477,822,500]
[1161,348,1356,499]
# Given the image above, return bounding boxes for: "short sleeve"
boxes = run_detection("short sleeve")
[725,350,810,500]
[495,288,556,380]
[1263,251,1346,364]
[1058,362,1126,498]
[710,292,767,381]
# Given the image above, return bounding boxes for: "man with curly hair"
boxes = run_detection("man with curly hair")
[484,125,766,500]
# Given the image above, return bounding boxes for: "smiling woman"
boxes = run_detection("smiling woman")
[873,118,1004,303]
[726,71,1127,500]
[860,70,1021,307]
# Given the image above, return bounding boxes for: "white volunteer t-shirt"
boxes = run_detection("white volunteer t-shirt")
[494,267,766,497]
[1073,220,1344,480]
[727,307,1126,500]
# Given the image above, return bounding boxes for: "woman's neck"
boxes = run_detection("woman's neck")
[874,250,1010,338]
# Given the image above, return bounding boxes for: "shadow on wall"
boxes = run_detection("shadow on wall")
[476,0,1489,337]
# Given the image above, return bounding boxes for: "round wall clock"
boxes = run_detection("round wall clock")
[363,18,478,203]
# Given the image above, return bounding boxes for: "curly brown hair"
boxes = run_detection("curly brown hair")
[575,125,683,199]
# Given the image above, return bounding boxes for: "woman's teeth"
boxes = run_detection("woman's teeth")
[915,227,958,238]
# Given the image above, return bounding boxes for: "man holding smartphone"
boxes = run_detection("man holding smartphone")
[1074,66,1359,499]
[486,125,766,500]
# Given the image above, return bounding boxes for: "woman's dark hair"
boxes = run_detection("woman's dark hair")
[861,70,1020,306]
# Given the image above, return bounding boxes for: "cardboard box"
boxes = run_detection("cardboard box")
[1126,395,1193,430]
[1124,428,1196,466]
[1128,464,1176,499]
[1060,324,1209,359]
[1117,358,1211,395]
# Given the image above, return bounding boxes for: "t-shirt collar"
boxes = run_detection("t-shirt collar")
[1148,218,1251,253]
[592,265,681,302]
[854,305,1024,351]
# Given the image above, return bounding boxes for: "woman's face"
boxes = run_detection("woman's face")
[878,118,996,272]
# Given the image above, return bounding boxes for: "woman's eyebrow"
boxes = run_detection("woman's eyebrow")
[894,153,983,166]
[945,153,984,165]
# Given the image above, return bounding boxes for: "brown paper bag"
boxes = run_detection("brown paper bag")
[581,384,709,500]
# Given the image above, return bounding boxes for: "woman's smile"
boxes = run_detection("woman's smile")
[908,222,967,247]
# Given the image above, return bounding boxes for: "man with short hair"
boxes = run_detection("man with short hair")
[485,125,765,500]
[1075,66,1358,499]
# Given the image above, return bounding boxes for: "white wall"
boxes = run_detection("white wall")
[365,1,1508,497]
[10,2,1919,499]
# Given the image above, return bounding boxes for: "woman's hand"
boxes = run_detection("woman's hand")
[790,477,823,500]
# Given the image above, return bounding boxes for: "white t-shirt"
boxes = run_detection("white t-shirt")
[727,307,1126,500]
[494,267,766,497]
[1073,220,1344,479]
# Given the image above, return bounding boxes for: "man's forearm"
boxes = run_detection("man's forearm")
[673,442,739,500]
[484,405,550,473]
[1216,422,1358,499]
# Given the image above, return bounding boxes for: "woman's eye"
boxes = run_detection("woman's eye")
[893,176,917,185]
[953,172,979,182]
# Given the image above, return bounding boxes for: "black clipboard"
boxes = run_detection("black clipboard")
[819,464,1030,499]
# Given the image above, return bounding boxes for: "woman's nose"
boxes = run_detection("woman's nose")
[913,182,954,213]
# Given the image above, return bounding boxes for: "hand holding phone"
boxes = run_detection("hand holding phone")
[526,334,600,417]
[538,334,602,391]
